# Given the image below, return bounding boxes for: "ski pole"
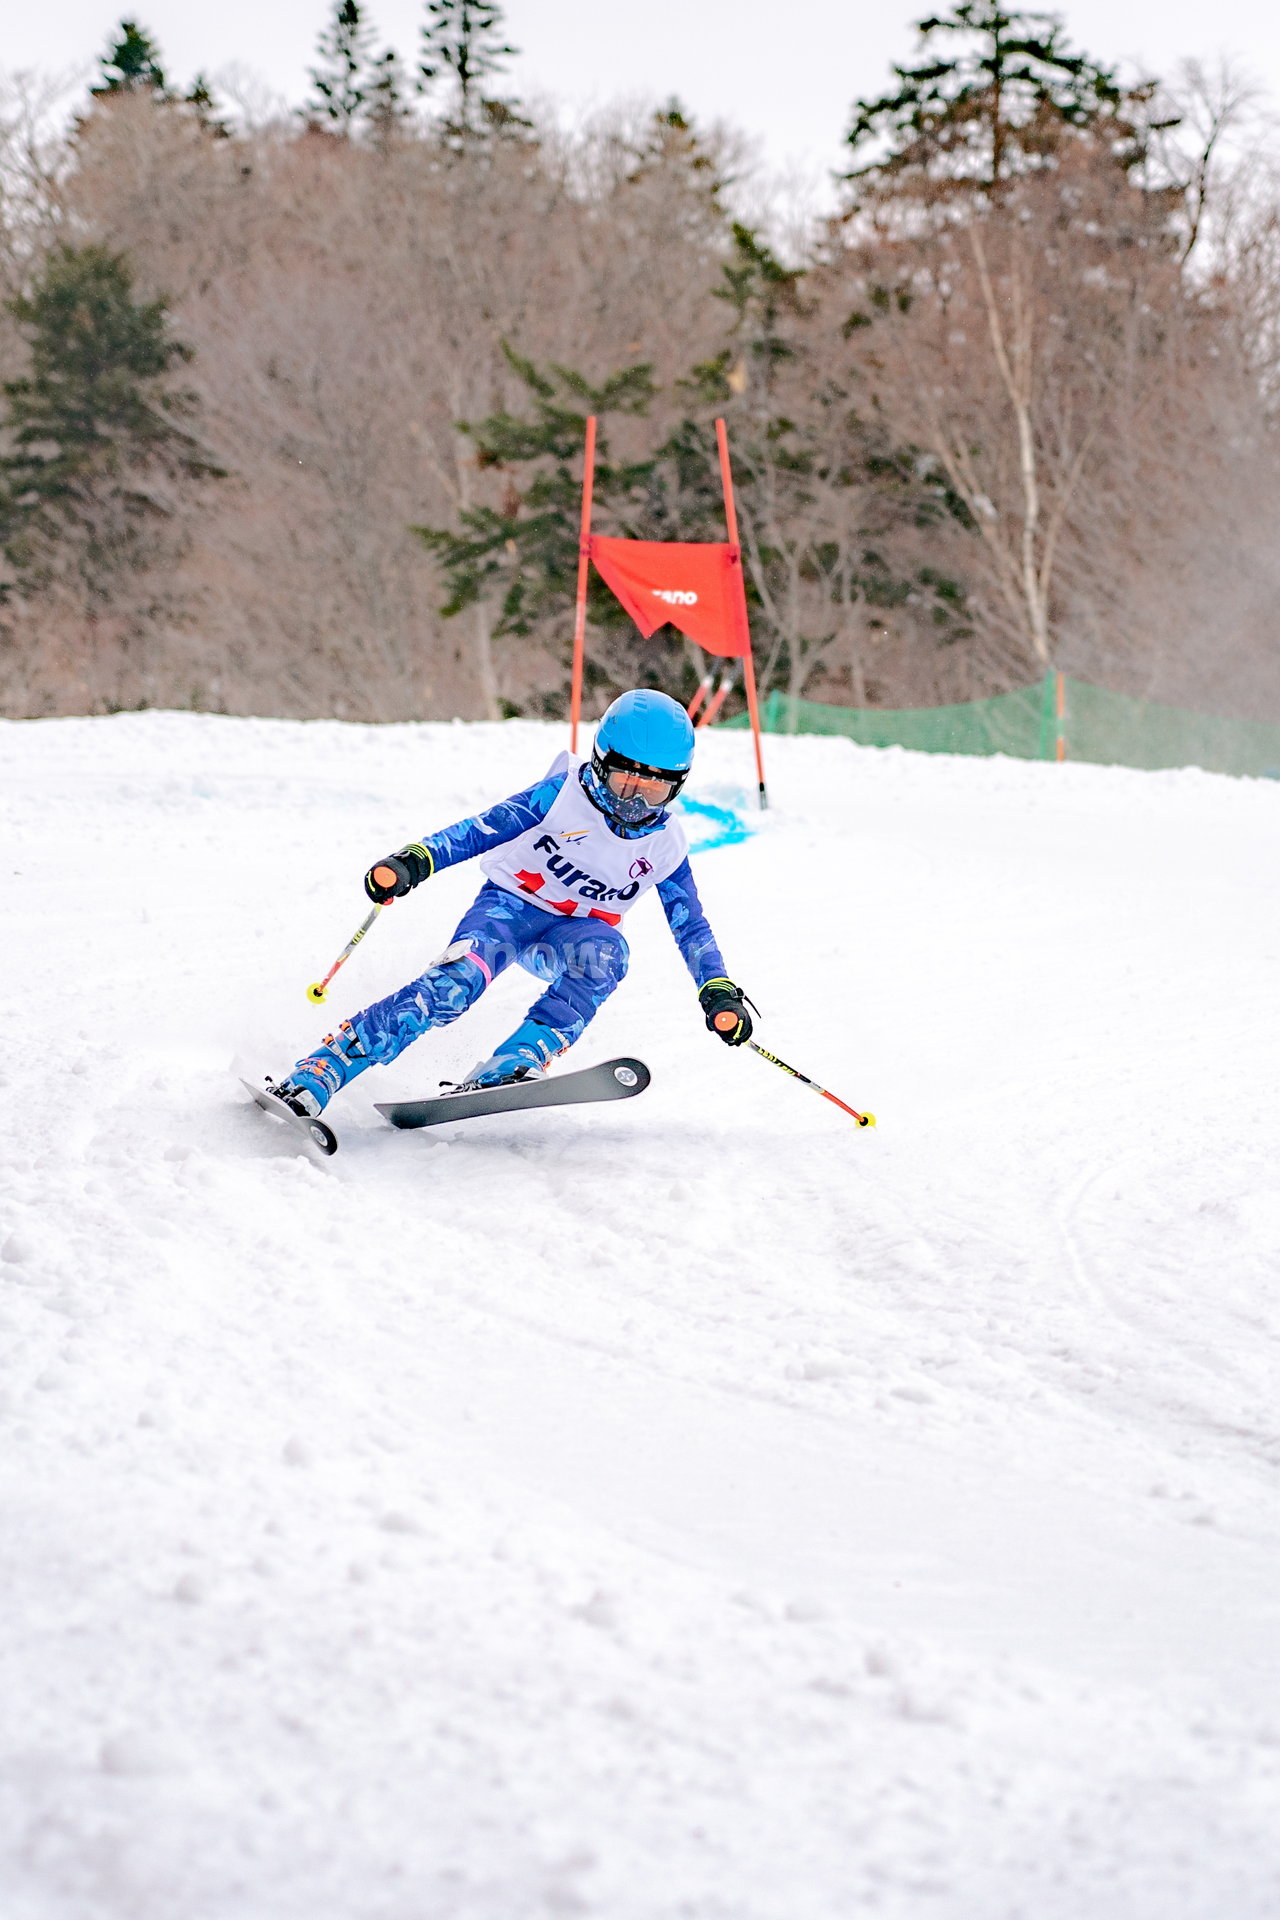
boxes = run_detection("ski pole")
[306,902,382,1005]
[746,1039,875,1128]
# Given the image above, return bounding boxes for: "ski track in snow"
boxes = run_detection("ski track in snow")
[2,712,1279,1919]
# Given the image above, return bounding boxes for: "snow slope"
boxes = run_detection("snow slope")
[2,712,1279,1920]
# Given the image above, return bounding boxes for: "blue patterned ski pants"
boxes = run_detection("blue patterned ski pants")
[301,882,630,1089]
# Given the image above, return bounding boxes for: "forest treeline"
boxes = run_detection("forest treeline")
[2,1,1280,724]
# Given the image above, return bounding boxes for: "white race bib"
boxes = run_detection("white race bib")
[479,755,688,925]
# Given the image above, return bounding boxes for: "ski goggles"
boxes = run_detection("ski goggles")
[599,752,688,809]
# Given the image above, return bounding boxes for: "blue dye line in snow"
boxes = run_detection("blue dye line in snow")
[676,797,753,853]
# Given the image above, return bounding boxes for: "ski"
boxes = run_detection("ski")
[375,1056,650,1132]
[240,1078,338,1157]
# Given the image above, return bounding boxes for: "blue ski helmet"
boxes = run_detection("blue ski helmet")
[588,689,695,825]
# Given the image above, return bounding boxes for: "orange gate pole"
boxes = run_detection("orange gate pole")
[715,417,768,809]
[687,668,714,721]
[569,415,597,755]
[699,665,738,728]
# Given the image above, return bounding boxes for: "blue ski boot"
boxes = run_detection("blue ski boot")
[273,1020,368,1114]
[460,1018,567,1090]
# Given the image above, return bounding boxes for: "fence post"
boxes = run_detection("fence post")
[1038,671,1054,759]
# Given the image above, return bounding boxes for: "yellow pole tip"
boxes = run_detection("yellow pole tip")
[306,983,327,1004]
[860,1113,876,1128]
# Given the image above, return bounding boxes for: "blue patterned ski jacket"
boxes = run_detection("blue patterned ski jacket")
[419,763,727,987]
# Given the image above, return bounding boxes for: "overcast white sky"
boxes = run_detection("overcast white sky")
[9,0,1280,182]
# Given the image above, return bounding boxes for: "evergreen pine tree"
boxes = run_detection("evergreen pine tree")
[366,47,414,148]
[0,245,222,601]
[670,228,971,704]
[93,19,167,96]
[413,347,655,676]
[185,74,230,136]
[306,0,376,133]
[844,1,1141,200]
[418,0,524,138]
[614,100,732,243]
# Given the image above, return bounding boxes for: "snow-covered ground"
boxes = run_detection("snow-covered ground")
[2,711,1279,1920]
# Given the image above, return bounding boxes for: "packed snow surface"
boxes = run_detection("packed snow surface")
[2,712,1279,1920]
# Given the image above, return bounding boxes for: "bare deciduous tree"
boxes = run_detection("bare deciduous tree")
[1,35,1279,724]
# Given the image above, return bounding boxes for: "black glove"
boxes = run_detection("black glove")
[364,842,434,904]
[698,977,754,1047]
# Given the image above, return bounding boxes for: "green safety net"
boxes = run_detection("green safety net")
[725,677,1280,779]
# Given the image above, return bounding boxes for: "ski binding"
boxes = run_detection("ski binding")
[241,1078,338,1156]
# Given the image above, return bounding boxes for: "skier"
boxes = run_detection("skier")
[268,689,754,1117]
